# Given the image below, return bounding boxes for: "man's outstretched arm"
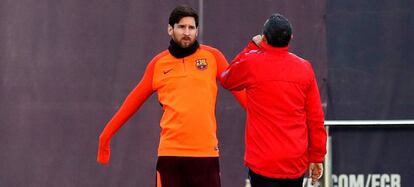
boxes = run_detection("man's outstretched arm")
[97,60,155,165]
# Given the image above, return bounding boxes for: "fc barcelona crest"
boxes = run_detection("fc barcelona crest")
[195,59,208,70]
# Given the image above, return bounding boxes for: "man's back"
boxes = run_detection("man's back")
[221,13,326,186]
[245,42,323,178]
[221,41,326,179]
[243,44,315,125]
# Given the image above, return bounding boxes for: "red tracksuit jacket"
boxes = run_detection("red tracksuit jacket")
[220,41,327,179]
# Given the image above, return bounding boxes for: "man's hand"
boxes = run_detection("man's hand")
[309,162,323,185]
[97,139,111,165]
[252,34,263,46]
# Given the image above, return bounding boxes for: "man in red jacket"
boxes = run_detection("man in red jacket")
[220,13,327,186]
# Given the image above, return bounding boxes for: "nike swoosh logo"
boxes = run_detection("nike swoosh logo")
[163,69,173,74]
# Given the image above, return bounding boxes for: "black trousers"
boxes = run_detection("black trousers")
[249,169,304,187]
[156,156,221,187]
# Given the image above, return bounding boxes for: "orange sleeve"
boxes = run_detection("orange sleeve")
[97,59,156,165]
[213,49,247,110]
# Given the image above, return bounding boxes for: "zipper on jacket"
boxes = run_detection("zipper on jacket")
[182,58,186,73]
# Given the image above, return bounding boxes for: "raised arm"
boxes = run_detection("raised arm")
[213,48,247,109]
[220,41,259,91]
[97,60,156,165]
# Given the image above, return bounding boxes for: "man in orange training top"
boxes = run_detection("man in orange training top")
[97,5,246,187]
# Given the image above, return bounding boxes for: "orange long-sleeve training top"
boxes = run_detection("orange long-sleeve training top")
[97,45,246,164]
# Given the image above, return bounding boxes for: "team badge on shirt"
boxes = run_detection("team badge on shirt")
[195,59,208,70]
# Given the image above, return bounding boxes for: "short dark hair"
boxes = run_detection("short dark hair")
[263,14,292,47]
[169,5,199,27]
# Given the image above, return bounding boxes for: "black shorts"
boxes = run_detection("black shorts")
[156,156,221,187]
[248,169,304,187]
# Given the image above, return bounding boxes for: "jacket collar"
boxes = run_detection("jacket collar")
[261,42,289,54]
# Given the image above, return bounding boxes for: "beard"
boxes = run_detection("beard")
[172,35,196,48]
